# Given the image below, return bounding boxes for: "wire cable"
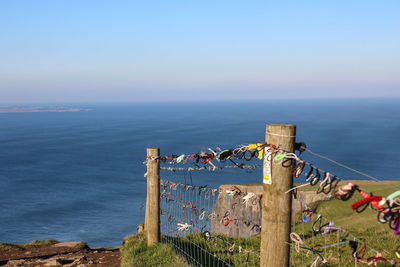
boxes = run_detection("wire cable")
[305,147,400,191]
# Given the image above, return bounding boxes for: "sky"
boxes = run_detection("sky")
[0,1,399,103]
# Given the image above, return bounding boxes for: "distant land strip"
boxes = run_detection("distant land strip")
[0,106,91,113]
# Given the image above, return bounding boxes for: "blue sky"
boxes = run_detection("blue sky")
[0,1,399,103]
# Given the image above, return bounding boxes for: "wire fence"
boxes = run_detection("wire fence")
[160,178,261,267]
[147,141,398,266]
[287,148,398,267]
[289,197,397,267]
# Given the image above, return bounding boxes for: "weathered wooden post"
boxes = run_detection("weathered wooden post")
[260,124,296,267]
[145,147,160,246]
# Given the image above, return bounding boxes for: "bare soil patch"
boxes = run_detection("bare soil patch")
[0,242,120,267]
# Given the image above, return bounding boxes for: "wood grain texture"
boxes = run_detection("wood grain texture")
[146,147,160,246]
[260,124,296,267]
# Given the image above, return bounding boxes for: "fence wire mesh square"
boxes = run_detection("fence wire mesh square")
[160,179,261,267]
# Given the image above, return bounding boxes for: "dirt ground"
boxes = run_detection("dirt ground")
[0,242,120,267]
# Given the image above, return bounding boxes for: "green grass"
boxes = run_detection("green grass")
[77,241,90,250]
[126,182,400,266]
[122,183,400,266]
[161,232,261,267]
[0,238,60,252]
[290,182,400,266]
[163,182,399,266]
[121,232,190,267]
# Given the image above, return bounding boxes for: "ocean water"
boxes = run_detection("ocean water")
[0,99,400,247]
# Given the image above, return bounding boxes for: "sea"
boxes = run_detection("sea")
[1,99,399,247]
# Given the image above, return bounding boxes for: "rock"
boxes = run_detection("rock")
[211,184,327,237]
[212,184,262,238]
[53,241,83,248]
[292,189,327,215]
[6,259,25,267]
[73,255,87,263]
[43,258,63,266]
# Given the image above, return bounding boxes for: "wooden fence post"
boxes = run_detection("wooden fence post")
[145,147,160,246]
[260,124,296,267]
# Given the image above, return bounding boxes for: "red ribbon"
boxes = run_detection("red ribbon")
[352,190,385,212]
[224,218,232,226]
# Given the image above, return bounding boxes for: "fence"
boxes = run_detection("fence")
[159,179,261,266]
[144,123,399,267]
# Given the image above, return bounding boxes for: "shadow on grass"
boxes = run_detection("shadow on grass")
[161,236,233,267]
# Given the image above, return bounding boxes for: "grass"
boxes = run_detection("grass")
[159,232,260,267]
[0,238,59,252]
[4,181,397,266]
[77,241,90,250]
[121,232,190,267]
[159,182,400,266]
[290,181,400,266]
[120,182,400,266]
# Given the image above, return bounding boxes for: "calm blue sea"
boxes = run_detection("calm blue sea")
[1,99,400,247]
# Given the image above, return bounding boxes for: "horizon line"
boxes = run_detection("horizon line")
[1,96,400,106]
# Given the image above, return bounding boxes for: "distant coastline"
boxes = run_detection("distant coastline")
[0,106,91,113]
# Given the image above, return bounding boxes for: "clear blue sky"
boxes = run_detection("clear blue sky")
[0,1,399,103]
